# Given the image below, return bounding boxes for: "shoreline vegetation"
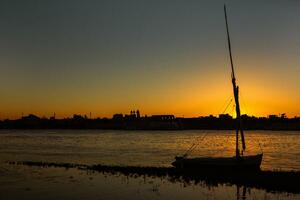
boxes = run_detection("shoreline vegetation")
[1,112,300,130]
[9,161,300,194]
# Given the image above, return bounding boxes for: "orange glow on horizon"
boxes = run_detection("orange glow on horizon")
[1,76,299,120]
[0,50,299,120]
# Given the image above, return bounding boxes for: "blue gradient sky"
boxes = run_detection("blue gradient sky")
[0,0,299,119]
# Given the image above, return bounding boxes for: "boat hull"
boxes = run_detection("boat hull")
[172,154,263,171]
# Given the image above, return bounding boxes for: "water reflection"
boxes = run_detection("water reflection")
[2,161,299,200]
[96,169,298,200]
[236,185,246,200]
[10,161,300,195]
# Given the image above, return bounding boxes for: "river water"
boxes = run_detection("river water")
[0,130,299,171]
[0,130,299,199]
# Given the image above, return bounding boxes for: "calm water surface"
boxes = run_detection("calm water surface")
[0,129,299,170]
[1,165,299,200]
[0,130,299,200]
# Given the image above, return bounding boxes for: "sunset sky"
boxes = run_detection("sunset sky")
[0,0,299,119]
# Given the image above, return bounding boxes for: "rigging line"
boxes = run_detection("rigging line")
[246,132,264,154]
[184,143,196,156]
[239,89,264,154]
[188,139,203,154]
[183,136,200,156]
[222,104,236,142]
[189,132,208,153]
[222,98,233,114]
[217,95,232,115]
[239,90,249,115]
[230,104,236,118]
[221,98,236,143]
[185,133,206,152]
[184,132,208,157]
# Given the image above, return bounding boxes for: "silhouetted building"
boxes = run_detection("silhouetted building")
[113,114,123,120]
[1,110,300,130]
[151,115,175,121]
[219,114,233,120]
[50,113,56,120]
[268,115,279,120]
[148,115,178,129]
[72,114,85,120]
[22,114,40,120]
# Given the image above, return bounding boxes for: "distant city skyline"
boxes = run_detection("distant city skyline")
[0,1,299,119]
[4,110,295,120]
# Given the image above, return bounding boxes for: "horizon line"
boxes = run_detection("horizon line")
[1,112,298,121]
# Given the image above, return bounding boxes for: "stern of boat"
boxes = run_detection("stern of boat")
[172,156,184,168]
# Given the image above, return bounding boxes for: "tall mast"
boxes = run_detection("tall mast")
[224,5,246,157]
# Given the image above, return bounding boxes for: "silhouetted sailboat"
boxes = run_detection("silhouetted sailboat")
[172,5,263,170]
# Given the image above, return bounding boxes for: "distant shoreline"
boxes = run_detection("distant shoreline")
[1,113,300,130]
[1,128,300,131]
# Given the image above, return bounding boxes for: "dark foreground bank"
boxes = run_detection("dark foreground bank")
[9,161,300,194]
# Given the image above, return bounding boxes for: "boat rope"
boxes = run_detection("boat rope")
[218,95,232,114]
[239,90,249,115]
[240,91,264,154]
[241,131,264,155]
[222,98,233,114]
[230,104,235,117]
[183,143,196,157]
[183,132,208,157]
